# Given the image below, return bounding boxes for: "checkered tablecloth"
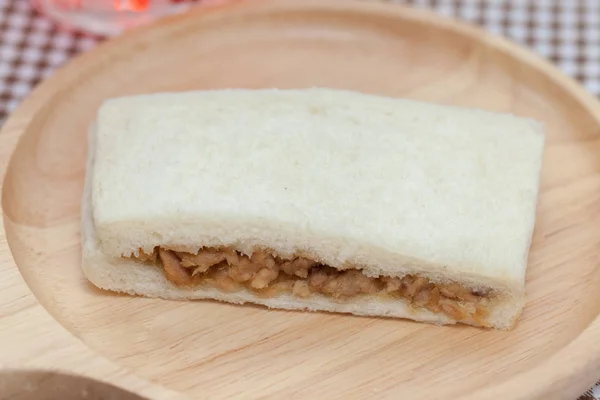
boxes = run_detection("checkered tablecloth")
[0,0,599,399]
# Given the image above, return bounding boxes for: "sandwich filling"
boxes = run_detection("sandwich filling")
[128,247,493,326]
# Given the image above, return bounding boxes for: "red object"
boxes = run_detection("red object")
[130,0,149,11]
[114,0,150,12]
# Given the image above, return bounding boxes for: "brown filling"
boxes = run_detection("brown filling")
[128,247,492,326]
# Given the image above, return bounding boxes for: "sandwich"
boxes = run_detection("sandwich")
[81,88,545,330]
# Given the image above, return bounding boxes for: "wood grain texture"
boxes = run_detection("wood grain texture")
[1,0,600,399]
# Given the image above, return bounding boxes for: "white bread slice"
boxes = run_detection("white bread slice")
[81,88,545,330]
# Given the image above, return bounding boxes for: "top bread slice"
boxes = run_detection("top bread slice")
[89,88,545,302]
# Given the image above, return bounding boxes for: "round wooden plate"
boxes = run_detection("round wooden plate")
[1,1,600,399]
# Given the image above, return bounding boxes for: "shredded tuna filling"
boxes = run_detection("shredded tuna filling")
[128,247,493,326]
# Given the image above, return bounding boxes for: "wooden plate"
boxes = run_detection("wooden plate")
[1,0,600,399]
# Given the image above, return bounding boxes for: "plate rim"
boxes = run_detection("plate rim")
[1,0,600,399]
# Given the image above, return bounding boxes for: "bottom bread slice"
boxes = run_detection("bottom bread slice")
[81,245,522,330]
